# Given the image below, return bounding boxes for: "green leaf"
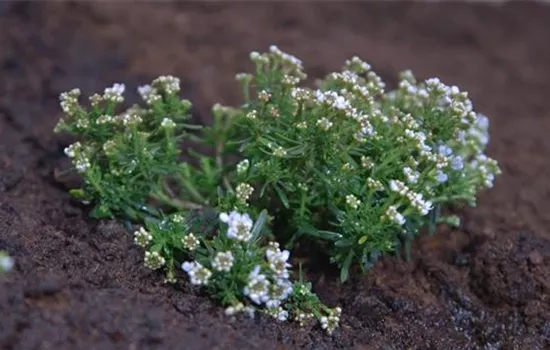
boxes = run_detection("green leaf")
[251,209,268,241]
[69,188,86,199]
[273,183,290,209]
[340,250,354,283]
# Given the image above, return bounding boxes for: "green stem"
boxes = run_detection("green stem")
[150,191,203,211]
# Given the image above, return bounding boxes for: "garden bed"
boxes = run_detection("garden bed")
[1,1,549,349]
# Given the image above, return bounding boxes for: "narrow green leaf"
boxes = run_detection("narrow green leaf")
[273,183,290,209]
[251,209,268,240]
[340,250,354,283]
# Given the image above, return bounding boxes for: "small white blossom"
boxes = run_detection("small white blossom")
[451,156,464,171]
[272,146,287,158]
[138,84,161,104]
[74,156,91,173]
[182,233,200,251]
[345,194,361,209]
[182,261,212,286]
[266,245,291,278]
[103,83,125,102]
[96,114,114,125]
[383,206,405,226]
[134,227,152,247]
[152,75,180,94]
[403,166,420,184]
[212,251,234,272]
[320,307,341,335]
[144,251,165,270]
[236,183,254,202]
[64,142,82,158]
[435,170,448,183]
[161,118,176,129]
[296,121,307,129]
[236,159,250,174]
[317,117,333,131]
[244,266,271,305]
[222,211,254,242]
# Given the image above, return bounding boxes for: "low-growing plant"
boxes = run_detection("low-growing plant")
[54,46,500,334]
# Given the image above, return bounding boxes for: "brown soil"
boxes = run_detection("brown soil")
[1,1,549,349]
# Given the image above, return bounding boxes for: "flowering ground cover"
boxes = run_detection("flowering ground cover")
[1,2,549,349]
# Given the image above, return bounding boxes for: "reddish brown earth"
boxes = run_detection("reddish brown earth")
[1,1,550,349]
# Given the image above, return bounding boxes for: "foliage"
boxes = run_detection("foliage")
[54,46,500,335]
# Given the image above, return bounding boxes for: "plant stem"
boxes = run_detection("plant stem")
[150,191,203,211]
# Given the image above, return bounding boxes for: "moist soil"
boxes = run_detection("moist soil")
[1,1,550,349]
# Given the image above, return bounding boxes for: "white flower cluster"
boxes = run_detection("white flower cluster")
[382,205,406,226]
[182,233,200,251]
[212,251,234,272]
[138,84,161,104]
[220,211,253,242]
[161,117,176,129]
[152,75,181,95]
[64,141,91,173]
[320,307,342,335]
[345,194,361,209]
[316,117,333,131]
[389,179,433,215]
[182,261,212,286]
[120,112,143,126]
[224,302,256,318]
[236,159,249,174]
[269,45,303,71]
[144,251,165,270]
[134,227,152,247]
[103,83,125,103]
[59,88,81,115]
[235,183,254,203]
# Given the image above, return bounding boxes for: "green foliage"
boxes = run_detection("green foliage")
[55,46,500,334]
[229,48,500,281]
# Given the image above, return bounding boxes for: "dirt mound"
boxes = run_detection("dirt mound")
[1,1,549,349]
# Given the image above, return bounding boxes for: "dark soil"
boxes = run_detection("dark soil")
[1,1,550,349]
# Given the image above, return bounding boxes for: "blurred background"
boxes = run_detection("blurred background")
[1,1,549,349]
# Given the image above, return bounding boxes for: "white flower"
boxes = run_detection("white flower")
[161,118,176,129]
[182,233,200,251]
[236,159,250,174]
[277,309,289,321]
[134,227,152,247]
[144,251,165,270]
[451,156,464,171]
[103,83,125,102]
[272,146,287,157]
[64,142,82,158]
[152,75,181,94]
[345,194,361,209]
[74,156,91,173]
[244,266,271,305]
[236,183,254,202]
[403,167,419,184]
[435,170,448,183]
[266,247,291,278]
[384,206,405,226]
[182,261,212,286]
[212,251,234,272]
[223,211,254,242]
[316,117,333,131]
[138,84,161,104]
